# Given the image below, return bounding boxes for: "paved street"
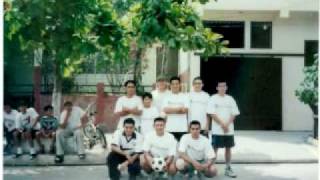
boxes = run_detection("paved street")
[4,163,318,180]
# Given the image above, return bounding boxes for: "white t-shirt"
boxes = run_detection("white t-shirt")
[4,109,19,132]
[140,106,159,135]
[114,95,143,129]
[179,134,215,161]
[151,89,171,112]
[111,129,143,155]
[188,91,210,130]
[206,94,240,135]
[60,106,85,129]
[143,131,177,158]
[161,92,189,132]
[16,108,40,130]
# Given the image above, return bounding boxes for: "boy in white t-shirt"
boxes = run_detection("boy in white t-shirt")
[3,103,19,154]
[14,101,42,159]
[176,120,217,178]
[107,118,143,180]
[141,117,177,176]
[140,92,159,135]
[162,76,189,141]
[114,80,143,130]
[207,81,240,178]
[151,77,171,112]
[188,77,210,135]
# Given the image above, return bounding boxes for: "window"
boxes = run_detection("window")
[203,21,245,48]
[251,22,272,49]
[304,40,318,66]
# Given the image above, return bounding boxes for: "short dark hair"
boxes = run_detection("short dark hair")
[154,117,166,124]
[18,101,28,107]
[124,80,136,87]
[63,101,73,107]
[193,76,202,83]
[142,92,152,100]
[189,120,201,128]
[123,118,135,126]
[43,105,53,112]
[156,76,167,82]
[216,79,227,85]
[170,76,180,83]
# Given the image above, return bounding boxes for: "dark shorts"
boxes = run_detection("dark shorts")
[171,132,187,141]
[20,129,39,139]
[211,135,235,148]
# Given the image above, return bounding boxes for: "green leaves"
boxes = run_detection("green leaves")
[4,0,128,79]
[296,55,318,106]
[127,0,226,56]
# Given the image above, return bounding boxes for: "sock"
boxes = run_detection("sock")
[226,162,231,169]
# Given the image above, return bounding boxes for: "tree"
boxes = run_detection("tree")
[118,0,228,85]
[4,0,129,117]
[296,55,318,139]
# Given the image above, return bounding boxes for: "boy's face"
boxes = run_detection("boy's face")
[4,105,11,113]
[124,123,134,136]
[143,97,152,107]
[157,80,167,91]
[126,83,136,96]
[193,79,203,92]
[216,82,227,94]
[45,109,53,116]
[170,80,180,93]
[64,105,72,112]
[190,124,201,138]
[154,121,165,134]
[19,106,27,113]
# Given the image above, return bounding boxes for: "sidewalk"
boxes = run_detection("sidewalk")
[3,131,318,166]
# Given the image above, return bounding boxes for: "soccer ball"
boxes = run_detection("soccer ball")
[151,157,166,172]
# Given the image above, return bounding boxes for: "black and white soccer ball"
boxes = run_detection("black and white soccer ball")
[151,157,166,172]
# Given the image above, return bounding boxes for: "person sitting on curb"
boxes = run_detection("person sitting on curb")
[55,101,88,163]
[14,101,42,159]
[39,105,58,154]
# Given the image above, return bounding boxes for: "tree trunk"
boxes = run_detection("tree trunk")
[52,66,62,119]
[310,105,318,139]
[133,48,142,83]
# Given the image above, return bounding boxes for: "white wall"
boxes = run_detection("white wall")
[188,11,318,131]
[282,57,314,131]
[204,0,319,12]
[141,47,157,86]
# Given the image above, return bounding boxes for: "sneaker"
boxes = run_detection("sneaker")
[30,153,37,160]
[15,147,23,158]
[225,166,237,178]
[54,155,64,163]
[78,154,86,160]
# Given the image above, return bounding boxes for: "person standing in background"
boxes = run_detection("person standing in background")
[188,77,210,136]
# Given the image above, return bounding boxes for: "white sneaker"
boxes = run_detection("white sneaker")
[225,166,237,178]
[17,147,22,155]
[30,148,36,155]
[15,147,23,158]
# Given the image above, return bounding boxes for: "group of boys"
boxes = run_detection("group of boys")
[108,76,240,179]
[4,101,88,163]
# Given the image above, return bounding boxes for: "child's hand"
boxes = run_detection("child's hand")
[222,124,229,133]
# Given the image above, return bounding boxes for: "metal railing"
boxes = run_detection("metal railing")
[5,84,153,95]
